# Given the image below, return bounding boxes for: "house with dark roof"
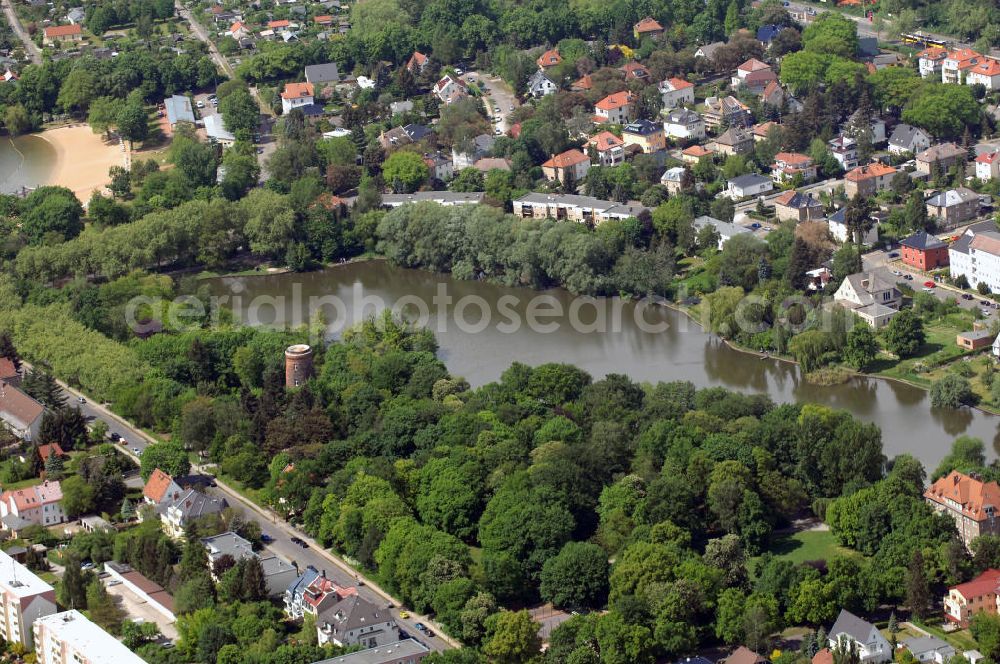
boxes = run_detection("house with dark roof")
[888,123,931,155]
[622,119,664,154]
[162,489,228,538]
[663,107,704,140]
[317,595,398,648]
[693,215,751,249]
[527,70,557,98]
[714,127,754,156]
[305,62,340,86]
[944,568,1000,626]
[834,272,901,328]
[927,187,981,228]
[903,636,956,664]
[725,174,773,199]
[285,565,321,618]
[828,609,892,663]
[0,358,19,386]
[774,190,823,222]
[756,24,782,46]
[927,471,1000,550]
[900,230,949,270]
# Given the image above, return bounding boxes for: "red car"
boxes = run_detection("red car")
[923,281,935,288]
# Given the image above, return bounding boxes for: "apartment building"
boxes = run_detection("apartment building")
[512,193,650,225]
[34,610,144,664]
[703,95,751,129]
[943,569,1000,627]
[0,549,56,649]
[952,231,1000,299]
[925,470,1000,550]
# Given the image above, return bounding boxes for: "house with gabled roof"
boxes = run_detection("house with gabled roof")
[681,144,714,163]
[732,58,771,86]
[695,41,726,61]
[771,152,817,183]
[0,480,66,533]
[834,272,901,328]
[620,62,650,81]
[406,51,430,74]
[633,17,664,40]
[918,46,948,78]
[658,77,695,109]
[663,107,705,140]
[43,24,82,45]
[281,82,315,114]
[900,230,949,270]
[537,48,561,70]
[433,74,467,104]
[542,150,590,185]
[888,123,931,155]
[942,48,983,84]
[903,636,956,664]
[828,609,892,663]
[587,131,625,165]
[927,471,1000,550]
[0,382,43,442]
[527,70,557,98]
[844,162,896,197]
[944,568,1000,626]
[317,595,398,648]
[976,150,1000,181]
[966,58,1000,90]
[723,646,769,664]
[593,91,634,125]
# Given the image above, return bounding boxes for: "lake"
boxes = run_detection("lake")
[208,260,1000,469]
[0,135,57,196]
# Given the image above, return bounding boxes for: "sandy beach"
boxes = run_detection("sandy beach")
[35,125,127,201]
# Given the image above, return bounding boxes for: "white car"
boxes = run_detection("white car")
[196,101,205,109]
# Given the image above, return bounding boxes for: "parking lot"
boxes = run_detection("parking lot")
[462,71,519,134]
[105,579,178,641]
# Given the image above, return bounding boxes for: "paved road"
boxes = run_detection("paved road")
[463,72,519,134]
[1,0,41,64]
[30,366,457,652]
[175,1,232,77]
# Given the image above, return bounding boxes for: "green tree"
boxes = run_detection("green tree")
[382,151,430,193]
[802,12,858,58]
[539,542,610,609]
[903,84,981,140]
[61,475,96,518]
[906,549,930,619]
[882,310,925,358]
[87,578,125,633]
[219,86,260,139]
[117,98,150,148]
[930,374,976,408]
[21,186,84,244]
[57,68,96,116]
[59,555,90,610]
[844,323,878,370]
[482,610,542,664]
[139,442,191,480]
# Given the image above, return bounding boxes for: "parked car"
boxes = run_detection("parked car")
[981,300,991,306]
[77,396,86,404]
[132,447,140,454]
[963,293,974,300]
[425,629,435,638]
[904,274,913,280]
[888,251,899,258]
[923,281,935,288]
[415,623,426,632]
[399,611,410,619]
[260,534,274,544]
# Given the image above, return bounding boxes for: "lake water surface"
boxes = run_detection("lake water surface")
[208,260,1000,469]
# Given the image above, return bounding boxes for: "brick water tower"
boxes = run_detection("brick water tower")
[284,344,314,388]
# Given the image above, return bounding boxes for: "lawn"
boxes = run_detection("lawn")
[911,619,979,652]
[765,529,858,565]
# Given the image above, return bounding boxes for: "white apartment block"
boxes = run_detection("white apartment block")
[951,230,1000,293]
[0,549,56,649]
[34,610,145,664]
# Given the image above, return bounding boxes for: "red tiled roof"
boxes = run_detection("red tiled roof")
[948,48,981,63]
[267,19,290,28]
[313,15,334,24]
[926,471,1000,521]
[0,358,16,382]
[542,149,589,169]
[969,59,1000,76]
[595,91,633,110]
[738,58,770,72]
[143,469,175,503]
[0,383,43,430]
[753,121,778,137]
[634,17,664,33]
[950,569,1000,601]
[589,131,624,151]
[407,51,428,71]
[977,151,1000,164]
[774,152,811,166]
[281,82,314,100]
[37,443,65,462]
[620,62,650,78]
[537,49,562,68]
[683,145,713,157]
[918,46,948,60]
[229,21,245,33]
[572,74,593,90]
[971,234,1000,256]
[665,76,694,90]
[44,24,82,38]
[813,649,834,664]
[845,162,896,181]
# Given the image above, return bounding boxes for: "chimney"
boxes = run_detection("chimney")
[322,569,326,579]
[955,474,961,484]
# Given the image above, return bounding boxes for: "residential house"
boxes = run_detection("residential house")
[406,51,430,74]
[740,68,779,96]
[527,70,557,98]
[267,19,291,30]
[918,46,948,78]
[542,150,591,185]
[451,133,494,169]
[661,167,688,194]
[142,469,183,511]
[829,135,859,171]
[0,481,65,534]
[620,62,651,81]
[571,75,593,92]
[752,121,779,142]
[227,21,251,41]
[943,568,1000,626]
[682,145,714,163]
[0,357,18,385]
[285,566,321,618]
[423,153,453,182]
[512,193,650,225]
[693,215,751,249]
[888,124,931,155]
[381,192,484,208]
[805,267,833,291]
[658,77,695,109]
[42,25,83,45]
[732,58,771,87]
[966,58,1000,90]
[902,636,957,664]
[833,272,902,328]
[622,119,664,154]
[633,17,664,40]
[942,48,983,84]
[957,329,995,352]
[281,82,314,114]
[926,187,980,227]
[694,41,725,60]
[722,647,769,664]
[844,162,897,198]
[317,595,397,648]
[757,24,782,47]
[162,489,228,539]
[951,227,1000,292]
[927,471,1000,550]
[703,95,751,129]
[760,80,789,108]
[313,14,334,26]
[663,107,705,140]
[201,531,255,577]
[35,610,145,664]
[537,48,561,70]
[311,639,430,664]
[773,190,823,222]
[433,75,467,104]
[0,549,56,649]
[714,127,754,156]
[472,157,511,173]
[771,152,817,183]
[204,114,236,148]
[164,94,195,126]
[65,7,85,24]
[298,570,358,619]
[828,609,892,663]
[594,91,634,125]
[305,62,340,86]
[0,383,43,442]
[725,174,773,199]
[37,444,65,478]
[379,123,432,151]
[977,151,1000,181]
[900,230,949,270]
[916,142,966,175]
[827,207,878,245]
[587,131,625,166]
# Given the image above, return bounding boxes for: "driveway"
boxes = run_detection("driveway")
[105,581,179,641]
[463,72,519,133]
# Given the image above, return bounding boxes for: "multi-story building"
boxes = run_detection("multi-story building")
[162,489,228,539]
[926,187,981,228]
[900,231,949,271]
[827,208,878,245]
[622,119,665,154]
[925,471,1000,550]
[0,481,66,533]
[280,82,315,114]
[976,151,1000,181]
[587,131,625,165]
[967,58,1000,90]
[512,193,650,225]
[771,152,817,183]
[311,639,430,664]
[541,149,590,185]
[658,77,695,109]
[833,272,901,328]
[916,142,966,175]
[828,135,858,171]
[663,108,705,140]
[773,190,823,222]
[593,91,634,124]
[844,162,896,198]
[202,532,297,597]
[917,46,948,78]
[317,595,398,648]
[942,48,983,84]
[943,569,1000,627]
[703,95,751,129]
[0,549,56,649]
[714,127,754,156]
[34,610,144,664]
[828,610,892,663]
[949,222,1000,291]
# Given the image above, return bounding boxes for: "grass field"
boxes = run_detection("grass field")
[766,529,858,564]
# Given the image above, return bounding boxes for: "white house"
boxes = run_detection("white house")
[834,273,901,329]
[828,135,858,170]
[658,77,695,109]
[827,208,877,245]
[976,151,1000,181]
[951,229,1000,293]
[433,75,467,104]
[280,82,314,114]
[725,174,772,199]
[527,70,557,97]
[888,124,931,155]
[693,215,751,249]
[903,636,956,664]
[918,46,948,78]
[0,383,43,443]
[966,58,1000,90]
[594,91,634,125]
[587,131,625,166]
[661,166,687,194]
[828,610,893,663]
[663,107,705,140]
[0,481,65,532]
